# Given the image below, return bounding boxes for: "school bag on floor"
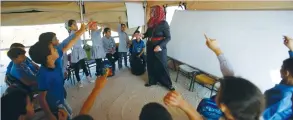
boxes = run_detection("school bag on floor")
[103,60,113,76]
[130,56,146,76]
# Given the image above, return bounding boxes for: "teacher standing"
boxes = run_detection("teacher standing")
[144,5,175,91]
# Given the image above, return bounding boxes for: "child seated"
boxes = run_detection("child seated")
[1,88,67,120]
[7,48,38,92]
[129,31,146,75]
[5,43,39,85]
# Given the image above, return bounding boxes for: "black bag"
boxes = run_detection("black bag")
[130,55,146,75]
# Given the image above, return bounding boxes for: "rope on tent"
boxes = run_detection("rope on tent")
[178,2,187,10]
[163,4,168,16]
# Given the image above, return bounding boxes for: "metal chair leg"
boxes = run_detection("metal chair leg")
[175,69,180,82]
[211,82,216,97]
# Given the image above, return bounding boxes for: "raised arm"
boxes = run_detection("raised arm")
[79,69,109,115]
[117,16,122,32]
[205,34,235,76]
[62,23,89,52]
[284,36,293,58]
[164,91,203,120]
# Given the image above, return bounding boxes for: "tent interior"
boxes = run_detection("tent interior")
[1,1,293,120]
[2,1,293,30]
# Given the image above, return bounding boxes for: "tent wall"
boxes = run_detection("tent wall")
[1,1,293,30]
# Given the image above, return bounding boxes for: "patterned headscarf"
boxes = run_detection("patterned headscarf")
[147,5,166,28]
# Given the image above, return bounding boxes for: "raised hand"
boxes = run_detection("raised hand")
[284,36,293,51]
[204,34,222,56]
[163,91,185,108]
[58,109,68,120]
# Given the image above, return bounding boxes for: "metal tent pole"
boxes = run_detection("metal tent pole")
[79,0,86,44]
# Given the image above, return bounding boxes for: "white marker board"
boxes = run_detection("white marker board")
[125,2,145,28]
[168,10,293,92]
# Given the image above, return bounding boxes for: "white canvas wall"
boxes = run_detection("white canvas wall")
[168,10,293,92]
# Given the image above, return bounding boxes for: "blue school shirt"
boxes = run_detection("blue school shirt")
[263,84,293,120]
[131,39,145,54]
[37,47,65,108]
[289,51,293,58]
[6,57,37,75]
[54,33,75,74]
[10,62,37,82]
[263,51,293,120]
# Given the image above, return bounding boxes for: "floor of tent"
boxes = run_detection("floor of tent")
[1,65,213,120]
[34,67,212,120]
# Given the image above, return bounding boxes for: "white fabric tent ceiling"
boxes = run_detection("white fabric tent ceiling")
[1,1,293,31]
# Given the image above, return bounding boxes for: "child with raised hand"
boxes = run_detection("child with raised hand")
[65,19,93,88]
[29,22,91,120]
[284,36,293,57]
[89,22,106,77]
[164,34,264,120]
[263,36,293,120]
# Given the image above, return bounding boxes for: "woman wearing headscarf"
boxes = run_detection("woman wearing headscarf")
[144,5,174,91]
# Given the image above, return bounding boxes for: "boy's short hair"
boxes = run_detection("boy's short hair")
[29,42,50,66]
[139,102,173,120]
[283,58,293,75]
[1,89,30,120]
[121,23,126,27]
[134,30,140,34]
[7,47,26,60]
[10,43,25,49]
[72,115,94,120]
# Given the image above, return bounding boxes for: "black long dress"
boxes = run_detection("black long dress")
[144,20,174,90]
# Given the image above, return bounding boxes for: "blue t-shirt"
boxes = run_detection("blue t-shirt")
[131,39,145,54]
[10,61,37,82]
[54,33,75,75]
[37,47,64,109]
[6,57,37,75]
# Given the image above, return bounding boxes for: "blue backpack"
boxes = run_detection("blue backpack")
[197,95,224,120]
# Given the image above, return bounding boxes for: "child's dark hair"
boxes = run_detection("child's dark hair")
[218,76,264,120]
[66,19,76,33]
[283,58,293,75]
[134,30,140,34]
[72,115,94,120]
[139,102,173,120]
[7,47,26,60]
[103,27,111,36]
[121,23,126,27]
[38,32,56,44]
[1,89,31,120]
[10,43,25,49]
[29,42,51,66]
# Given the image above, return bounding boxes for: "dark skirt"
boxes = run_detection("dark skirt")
[146,41,173,88]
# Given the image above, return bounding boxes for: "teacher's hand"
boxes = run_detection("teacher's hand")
[154,45,161,52]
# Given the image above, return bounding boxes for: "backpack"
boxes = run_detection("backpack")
[130,55,146,76]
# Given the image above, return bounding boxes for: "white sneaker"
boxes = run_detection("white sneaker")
[87,76,95,83]
[78,82,83,88]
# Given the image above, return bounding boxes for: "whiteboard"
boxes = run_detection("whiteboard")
[168,10,293,92]
[125,2,145,28]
